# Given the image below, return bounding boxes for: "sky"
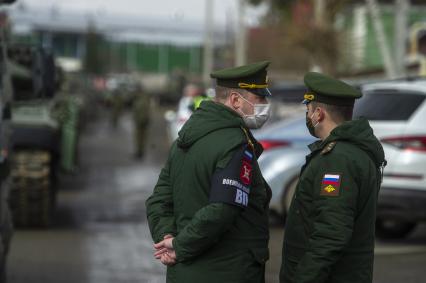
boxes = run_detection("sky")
[15,0,266,27]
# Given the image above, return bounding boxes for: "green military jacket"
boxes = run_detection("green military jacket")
[146,100,271,283]
[280,118,385,283]
[132,91,150,125]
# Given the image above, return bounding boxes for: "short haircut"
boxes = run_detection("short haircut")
[311,101,353,123]
[214,86,248,102]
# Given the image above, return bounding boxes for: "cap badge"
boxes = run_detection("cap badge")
[304,93,315,101]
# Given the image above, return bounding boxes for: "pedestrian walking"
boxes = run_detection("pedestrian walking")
[132,85,150,159]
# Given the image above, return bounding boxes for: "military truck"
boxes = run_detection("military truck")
[0,0,18,281]
[1,36,80,230]
[7,43,69,227]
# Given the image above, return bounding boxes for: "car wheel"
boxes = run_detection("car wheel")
[282,176,299,218]
[375,218,417,239]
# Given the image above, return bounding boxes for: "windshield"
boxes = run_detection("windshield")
[256,117,310,140]
[354,90,425,121]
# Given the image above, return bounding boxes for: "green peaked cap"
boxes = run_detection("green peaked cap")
[210,61,271,96]
[303,72,362,106]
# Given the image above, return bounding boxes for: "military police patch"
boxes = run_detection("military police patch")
[240,160,252,185]
[209,145,254,208]
[320,174,341,197]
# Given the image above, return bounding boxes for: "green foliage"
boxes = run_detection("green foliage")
[247,0,351,74]
[248,0,297,26]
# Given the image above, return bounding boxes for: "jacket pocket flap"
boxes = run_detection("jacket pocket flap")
[249,248,269,264]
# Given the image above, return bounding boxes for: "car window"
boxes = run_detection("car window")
[257,117,309,139]
[269,84,306,103]
[354,90,426,121]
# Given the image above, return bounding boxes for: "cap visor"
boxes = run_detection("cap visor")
[250,88,271,97]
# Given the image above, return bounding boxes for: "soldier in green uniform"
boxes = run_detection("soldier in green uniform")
[280,72,386,283]
[132,85,150,159]
[146,61,273,283]
[110,88,125,128]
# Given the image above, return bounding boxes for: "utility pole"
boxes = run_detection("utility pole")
[366,0,397,78]
[311,0,326,72]
[314,0,325,28]
[394,0,409,77]
[235,0,247,66]
[352,5,368,70]
[203,0,214,86]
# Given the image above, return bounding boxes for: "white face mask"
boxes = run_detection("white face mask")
[238,94,271,129]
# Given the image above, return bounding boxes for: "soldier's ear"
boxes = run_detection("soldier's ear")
[317,107,326,122]
[229,91,242,109]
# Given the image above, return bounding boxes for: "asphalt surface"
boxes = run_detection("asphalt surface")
[7,105,426,283]
[7,106,169,283]
[266,224,426,283]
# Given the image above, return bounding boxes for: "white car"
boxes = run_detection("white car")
[359,80,426,238]
[257,79,426,238]
[255,116,313,217]
[164,96,194,142]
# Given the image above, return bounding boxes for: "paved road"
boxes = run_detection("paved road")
[7,105,426,283]
[8,107,169,283]
[266,224,426,283]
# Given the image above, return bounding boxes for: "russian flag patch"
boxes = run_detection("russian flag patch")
[320,174,341,196]
[243,150,253,161]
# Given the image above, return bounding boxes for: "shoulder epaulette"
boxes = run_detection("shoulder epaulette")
[321,141,337,155]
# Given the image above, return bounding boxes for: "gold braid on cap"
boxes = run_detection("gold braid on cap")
[304,92,315,101]
[238,82,268,89]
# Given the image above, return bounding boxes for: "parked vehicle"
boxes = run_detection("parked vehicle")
[359,80,426,239]
[0,1,18,280]
[8,44,80,227]
[164,86,214,143]
[257,79,426,239]
[164,95,195,142]
[255,116,313,218]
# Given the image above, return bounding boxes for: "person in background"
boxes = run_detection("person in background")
[132,83,151,159]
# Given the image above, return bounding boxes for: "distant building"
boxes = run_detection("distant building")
[7,5,227,74]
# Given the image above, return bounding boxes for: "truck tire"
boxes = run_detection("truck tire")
[9,150,54,227]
